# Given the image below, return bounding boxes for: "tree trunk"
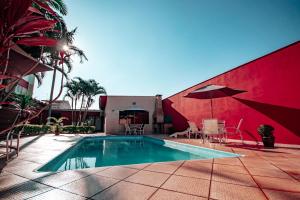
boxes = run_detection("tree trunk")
[48,67,57,123]
[74,96,78,125]
[82,97,91,123]
[71,98,74,125]
[78,95,85,125]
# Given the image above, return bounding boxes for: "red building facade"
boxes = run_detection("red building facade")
[163,41,300,145]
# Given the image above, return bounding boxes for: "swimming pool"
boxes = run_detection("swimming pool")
[37,136,239,172]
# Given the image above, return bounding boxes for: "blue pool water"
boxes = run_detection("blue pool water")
[37,136,239,172]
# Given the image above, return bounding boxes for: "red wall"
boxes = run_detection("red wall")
[163,41,300,145]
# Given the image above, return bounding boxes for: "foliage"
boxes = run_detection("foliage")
[12,124,95,135]
[13,124,51,136]
[12,93,36,110]
[257,124,274,137]
[46,116,68,134]
[62,125,95,134]
[0,0,86,137]
[64,77,106,125]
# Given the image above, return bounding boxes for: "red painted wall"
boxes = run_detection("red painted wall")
[163,41,300,145]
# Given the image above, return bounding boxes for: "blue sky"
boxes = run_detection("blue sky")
[34,0,300,108]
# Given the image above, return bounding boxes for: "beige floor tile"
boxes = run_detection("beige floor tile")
[5,159,35,168]
[14,170,56,180]
[263,189,300,200]
[123,163,150,169]
[61,174,118,197]
[150,189,206,200]
[175,162,212,180]
[34,170,89,187]
[5,162,40,173]
[144,163,180,174]
[125,170,170,187]
[0,180,53,200]
[161,175,210,197]
[212,171,257,187]
[96,166,138,179]
[213,157,242,166]
[247,167,293,179]
[253,176,300,192]
[0,174,29,190]
[28,189,86,200]
[213,163,248,174]
[163,161,185,166]
[0,171,11,177]
[91,181,156,200]
[210,181,267,200]
[74,166,109,175]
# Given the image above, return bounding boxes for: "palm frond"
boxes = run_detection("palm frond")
[47,0,68,15]
[33,72,46,87]
[68,45,88,63]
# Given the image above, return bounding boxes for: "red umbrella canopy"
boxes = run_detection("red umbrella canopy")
[185,84,246,99]
[184,84,246,118]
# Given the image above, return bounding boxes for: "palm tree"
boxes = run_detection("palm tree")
[46,27,88,121]
[83,80,106,121]
[64,78,106,125]
[82,79,106,123]
[12,94,37,122]
[64,79,80,124]
[74,77,89,125]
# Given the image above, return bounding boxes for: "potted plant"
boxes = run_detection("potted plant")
[257,124,275,148]
[47,117,68,136]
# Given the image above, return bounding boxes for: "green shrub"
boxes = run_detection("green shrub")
[11,124,95,136]
[12,124,51,136]
[62,125,95,134]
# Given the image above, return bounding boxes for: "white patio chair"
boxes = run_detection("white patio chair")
[124,123,133,135]
[169,121,199,138]
[224,118,244,143]
[136,124,145,135]
[202,119,224,143]
[187,121,201,139]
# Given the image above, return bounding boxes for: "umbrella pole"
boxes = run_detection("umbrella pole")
[210,98,213,118]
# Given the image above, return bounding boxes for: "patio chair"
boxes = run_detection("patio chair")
[202,119,224,143]
[169,121,200,138]
[224,118,244,143]
[124,123,133,135]
[187,121,201,139]
[136,124,145,135]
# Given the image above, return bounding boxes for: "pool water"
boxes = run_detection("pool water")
[37,136,239,172]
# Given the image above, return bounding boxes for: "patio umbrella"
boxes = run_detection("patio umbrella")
[121,105,148,124]
[184,84,246,118]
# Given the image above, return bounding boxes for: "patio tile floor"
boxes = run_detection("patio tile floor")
[144,163,180,174]
[96,166,138,180]
[0,134,299,200]
[161,175,210,197]
[28,189,86,200]
[125,170,170,187]
[61,174,119,197]
[91,181,157,200]
[263,189,300,200]
[149,189,206,200]
[210,181,267,200]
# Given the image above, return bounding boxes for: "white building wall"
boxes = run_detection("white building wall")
[104,96,156,134]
